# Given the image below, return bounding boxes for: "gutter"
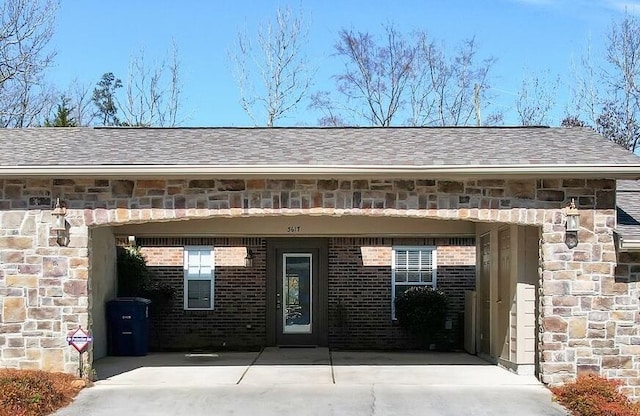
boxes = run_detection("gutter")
[2,164,640,179]
[616,235,640,251]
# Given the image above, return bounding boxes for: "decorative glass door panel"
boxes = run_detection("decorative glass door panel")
[282,254,312,334]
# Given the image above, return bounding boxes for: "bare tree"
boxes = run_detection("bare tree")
[230,6,314,127]
[560,115,587,127]
[599,13,640,151]
[331,25,415,126]
[568,40,601,127]
[596,101,640,151]
[0,0,57,127]
[568,13,640,151]
[314,25,495,127]
[120,43,182,127]
[309,91,347,126]
[66,79,95,126]
[515,70,559,126]
[409,34,495,126]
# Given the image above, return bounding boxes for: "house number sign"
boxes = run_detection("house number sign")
[287,226,301,233]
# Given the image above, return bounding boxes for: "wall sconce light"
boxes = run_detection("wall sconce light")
[51,198,68,246]
[565,198,580,249]
[245,248,254,268]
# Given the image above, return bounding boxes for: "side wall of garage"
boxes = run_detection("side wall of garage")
[88,227,117,360]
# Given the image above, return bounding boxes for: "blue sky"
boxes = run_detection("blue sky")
[48,0,640,126]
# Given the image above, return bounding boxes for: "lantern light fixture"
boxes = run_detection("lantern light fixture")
[565,198,580,249]
[51,198,67,246]
[245,248,254,268]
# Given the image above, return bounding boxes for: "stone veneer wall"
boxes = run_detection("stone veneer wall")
[0,177,635,396]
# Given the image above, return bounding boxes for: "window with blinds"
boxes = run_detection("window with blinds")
[391,246,437,319]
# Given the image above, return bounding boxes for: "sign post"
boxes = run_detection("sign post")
[66,327,93,378]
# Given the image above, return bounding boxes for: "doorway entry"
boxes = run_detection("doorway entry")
[266,239,328,346]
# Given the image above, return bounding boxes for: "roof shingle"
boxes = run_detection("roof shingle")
[1,126,639,167]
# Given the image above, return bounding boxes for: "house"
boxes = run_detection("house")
[2,126,640,396]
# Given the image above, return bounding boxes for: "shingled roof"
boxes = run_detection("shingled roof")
[1,126,640,178]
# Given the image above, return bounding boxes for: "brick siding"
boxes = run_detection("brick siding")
[328,238,475,349]
[137,236,475,351]
[138,238,266,351]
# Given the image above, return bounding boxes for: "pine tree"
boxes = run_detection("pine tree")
[44,96,76,127]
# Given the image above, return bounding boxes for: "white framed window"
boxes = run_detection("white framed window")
[184,246,214,310]
[391,246,437,319]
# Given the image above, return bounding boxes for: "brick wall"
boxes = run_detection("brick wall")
[135,236,475,351]
[138,238,266,351]
[327,237,475,349]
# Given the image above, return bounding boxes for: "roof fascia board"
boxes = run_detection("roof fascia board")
[2,164,640,179]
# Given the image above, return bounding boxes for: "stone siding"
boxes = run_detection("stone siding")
[0,177,635,397]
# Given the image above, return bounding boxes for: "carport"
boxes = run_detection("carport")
[89,213,541,377]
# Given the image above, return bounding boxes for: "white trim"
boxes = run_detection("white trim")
[618,237,640,251]
[183,246,214,311]
[391,246,438,319]
[3,164,640,178]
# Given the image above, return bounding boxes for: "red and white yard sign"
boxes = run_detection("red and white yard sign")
[66,327,93,353]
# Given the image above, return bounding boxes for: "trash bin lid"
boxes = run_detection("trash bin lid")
[108,297,152,304]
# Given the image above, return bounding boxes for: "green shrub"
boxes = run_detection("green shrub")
[394,286,448,348]
[116,245,175,308]
[116,245,151,297]
[552,374,640,416]
[0,369,83,416]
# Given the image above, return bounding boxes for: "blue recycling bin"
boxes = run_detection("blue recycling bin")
[107,297,151,356]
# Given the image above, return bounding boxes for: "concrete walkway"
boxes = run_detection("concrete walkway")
[56,348,568,416]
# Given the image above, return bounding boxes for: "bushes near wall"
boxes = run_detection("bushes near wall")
[0,369,84,416]
[117,246,175,308]
[394,286,448,349]
[552,374,640,416]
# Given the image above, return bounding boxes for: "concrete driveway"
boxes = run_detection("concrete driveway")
[56,348,568,416]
